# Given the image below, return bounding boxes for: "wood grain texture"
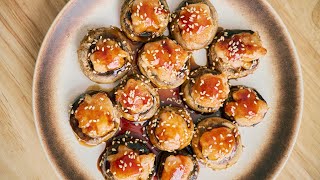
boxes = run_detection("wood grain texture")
[0,0,318,179]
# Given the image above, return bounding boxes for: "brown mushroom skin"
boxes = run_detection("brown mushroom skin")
[169,0,218,51]
[208,30,267,79]
[147,106,194,152]
[78,27,133,84]
[191,117,242,170]
[138,38,191,89]
[69,91,120,146]
[157,150,199,180]
[99,135,156,180]
[181,67,230,113]
[121,0,170,42]
[115,74,160,122]
[223,86,269,127]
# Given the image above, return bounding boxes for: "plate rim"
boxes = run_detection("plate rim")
[32,0,304,179]
[33,1,78,179]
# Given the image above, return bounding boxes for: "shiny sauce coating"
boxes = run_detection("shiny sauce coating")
[199,127,236,161]
[224,88,268,121]
[95,54,223,179]
[90,39,128,73]
[116,79,153,115]
[75,93,115,138]
[154,110,191,151]
[177,3,214,46]
[107,145,156,180]
[140,38,189,83]
[131,0,169,34]
[191,73,229,108]
[215,32,267,68]
[142,39,188,71]
[161,155,194,180]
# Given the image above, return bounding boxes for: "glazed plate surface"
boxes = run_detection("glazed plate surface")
[33,0,303,179]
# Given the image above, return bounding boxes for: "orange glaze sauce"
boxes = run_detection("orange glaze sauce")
[199,127,236,160]
[192,74,225,100]
[109,151,141,178]
[90,40,128,73]
[216,33,267,62]
[97,118,158,179]
[131,0,168,33]
[161,155,194,180]
[116,79,153,114]
[97,87,220,178]
[75,93,114,138]
[178,4,212,35]
[224,88,260,118]
[143,39,188,71]
[95,45,223,178]
[154,110,190,151]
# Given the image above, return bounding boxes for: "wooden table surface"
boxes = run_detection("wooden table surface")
[0,0,319,179]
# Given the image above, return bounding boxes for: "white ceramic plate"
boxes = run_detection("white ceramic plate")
[33,0,303,179]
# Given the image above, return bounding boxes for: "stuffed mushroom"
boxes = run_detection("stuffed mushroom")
[138,38,191,89]
[115,74,160,122]
[209,30,267,79]
[157,150,199,180]
[223,86,269,127]
[192,117,242,170]
[147,106,194,152]
[100,135,156,180]
[169,0,218,51]
[121,0,170,42]
[69,91,120,146]
[78,27,133,84]
[182,67,230,113]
